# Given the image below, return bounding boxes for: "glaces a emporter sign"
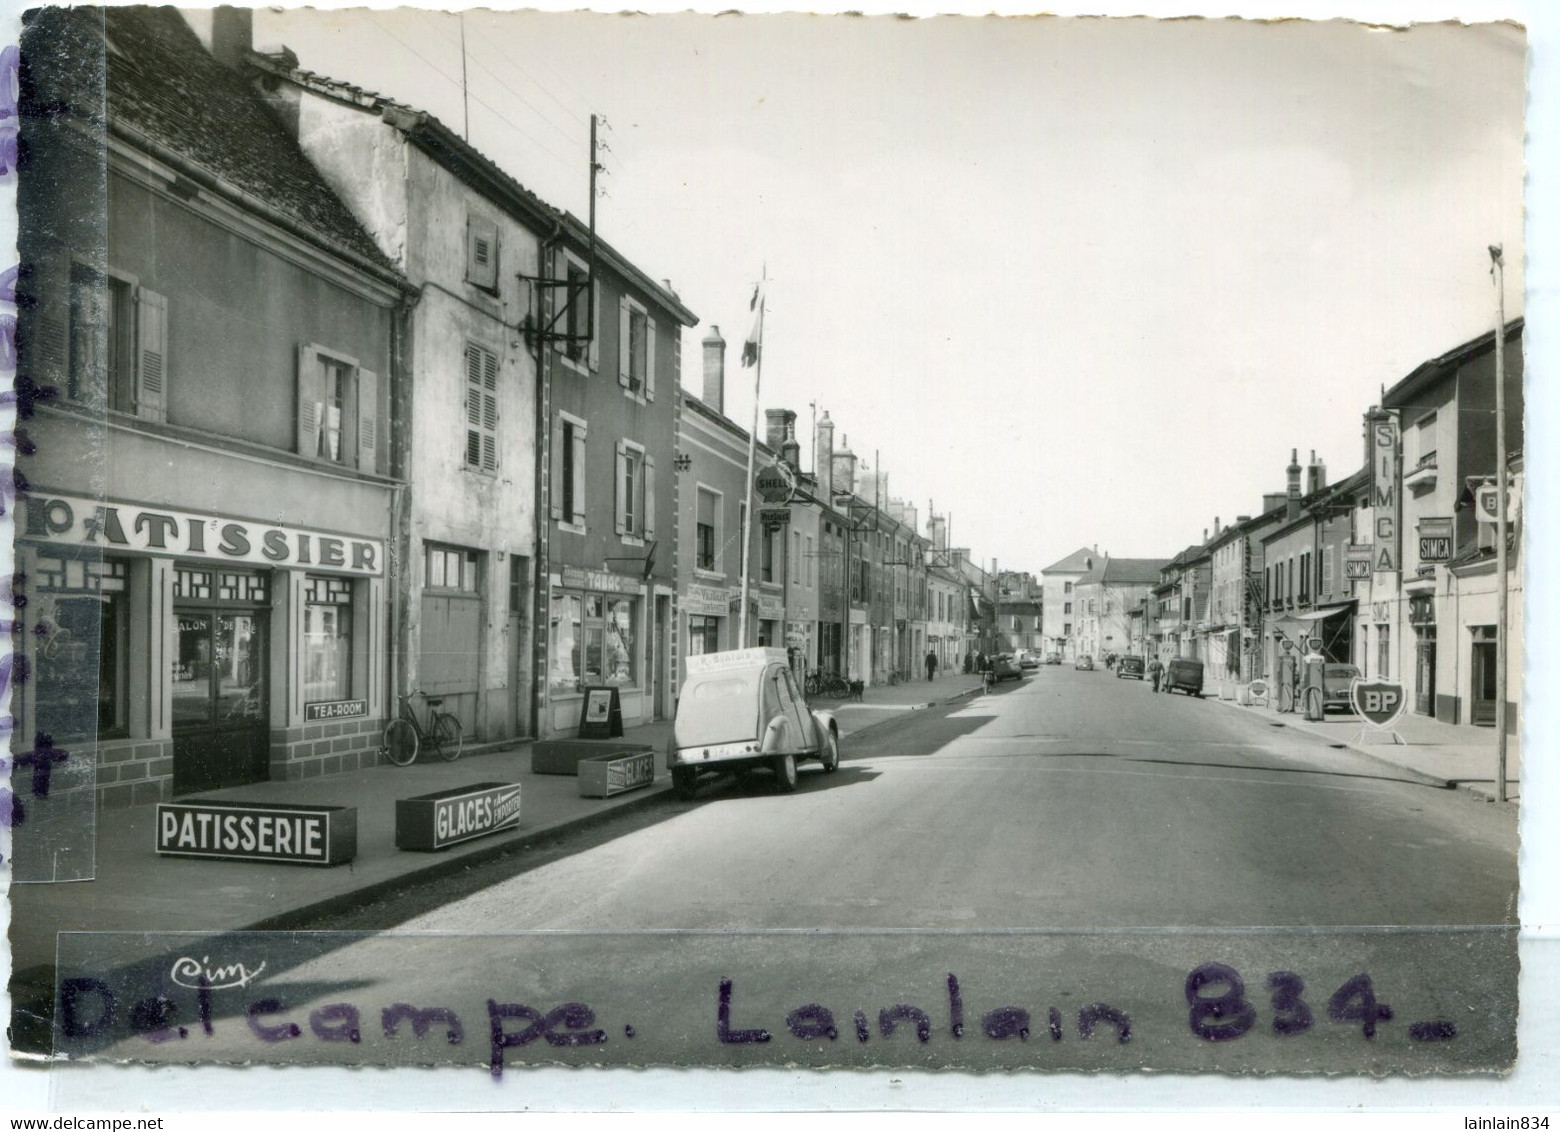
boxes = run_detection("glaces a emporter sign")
[23,494,384,575]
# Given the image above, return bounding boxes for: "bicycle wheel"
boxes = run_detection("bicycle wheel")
[431,712,464,761]
[805,673,821,697]
[383,718,419,766]
[827,675,851,698]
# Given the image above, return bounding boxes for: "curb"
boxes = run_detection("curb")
[1204,693,1455,790]
[240,780,676,935]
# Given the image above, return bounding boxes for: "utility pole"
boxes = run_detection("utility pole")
[1490,244,1510,803]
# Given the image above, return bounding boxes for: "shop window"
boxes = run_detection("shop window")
[425,544,479,592]
[173,568,268,604]
[466,214,500,292]
[604,598,635,685]
[302,575,353,704]
[297,345,378,473]
[614,440,656,541]
[688,615,720,656]
[550,592,583,692]
[68,262,166,420]
[465,342,500,474]
[617,295,656,399]
[33,554,129,737]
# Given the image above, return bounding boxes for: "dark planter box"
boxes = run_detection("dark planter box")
[532,739,652,776]
[396,781,522,852]
[156,798,356,866]
[578,749,657,798]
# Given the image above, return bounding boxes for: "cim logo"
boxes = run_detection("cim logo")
[1351,679,1407,728]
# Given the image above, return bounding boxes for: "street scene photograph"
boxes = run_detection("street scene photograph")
[1,0,1538,1103]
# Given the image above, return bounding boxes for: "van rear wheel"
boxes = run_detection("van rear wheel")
[772,753,798,793]
[673,767,699,800]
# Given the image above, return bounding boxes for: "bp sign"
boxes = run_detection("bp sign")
[1351,679,1407,729]
[754,461,796,504]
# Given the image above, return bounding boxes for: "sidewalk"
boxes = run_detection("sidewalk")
[9,671,986,981]
[1205,683,1521,803]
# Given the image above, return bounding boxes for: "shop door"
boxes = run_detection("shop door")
[1471,641,1497,726]
[172,610,269,794]
[1415,639,1437,717]
[420,592,482,735]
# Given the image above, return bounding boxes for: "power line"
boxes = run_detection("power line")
[366,15,583,177]
[416,11,591,155]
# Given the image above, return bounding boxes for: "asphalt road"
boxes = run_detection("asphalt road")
[66,665,1519,1075]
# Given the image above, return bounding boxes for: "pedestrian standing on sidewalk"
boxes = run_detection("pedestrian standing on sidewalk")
[925,649,938,681]
[1149,656,1163,692]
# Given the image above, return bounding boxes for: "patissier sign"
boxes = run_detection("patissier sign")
[23,494,384,575]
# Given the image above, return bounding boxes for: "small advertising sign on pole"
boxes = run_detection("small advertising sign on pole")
[1350,678,1408,746]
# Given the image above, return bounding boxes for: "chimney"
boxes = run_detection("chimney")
[1237,515,1251,524]
[701,326,725,414]
[764,408,791,453]
[780,436,801,469]
[903,501,918,533]
[1213,516,1222,537]
[928,513,948,552]
[216,7,253,68]
[1263,493,1287,514]
[832,438,857,502]
[1287,448,1302,520]
[815,411,835,501]
[1308,452,1327,495]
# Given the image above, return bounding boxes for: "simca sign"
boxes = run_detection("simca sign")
[1369,413,1401,576]
[23,494,382,575]
[157,799,357,865]
[396,782,522,851]
[1351,679,1408,729]
[1418,517,1453,563]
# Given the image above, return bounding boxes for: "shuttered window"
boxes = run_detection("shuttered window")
[464,342,499,473]
[466,215,500,291]
[63,262,166,422]
[612,441,656,541]
[296,346,379,473]
[616,295,657,400]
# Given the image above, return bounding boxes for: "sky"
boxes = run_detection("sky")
[254,10,1525,576]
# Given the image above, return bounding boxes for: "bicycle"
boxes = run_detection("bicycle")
[805,668,851,698]
[382,690,464,766]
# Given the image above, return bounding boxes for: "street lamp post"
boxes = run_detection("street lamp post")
[1490,244,1510,804]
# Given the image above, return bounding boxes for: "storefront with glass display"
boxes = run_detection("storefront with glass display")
[684,583,732,657]
[18,493,389,807]
[545,565,649,734]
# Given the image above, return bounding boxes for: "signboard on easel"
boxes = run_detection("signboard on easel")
[578,686,624,739]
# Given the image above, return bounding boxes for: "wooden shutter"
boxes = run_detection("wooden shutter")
[643,455,656,540]
[296,344,322,456]
[356,368,378,473]
[467,216,498,291]
[571,423,588,525]
[614,440,628,535]
[549,413,565,519]
[644,316,657,401]
[481,347,498,472]
[617,296,631,389]
[34,260,69,392]
[134,287,168,421]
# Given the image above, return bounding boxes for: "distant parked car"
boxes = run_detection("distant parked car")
[987,653,1022,683]
[1075,654,1094,671]
[1046,653,1062,665]
[1117,655,1145,680]
[1321,663,1361,713]
[1164,658,1205,696]
[1017,650,1040,670]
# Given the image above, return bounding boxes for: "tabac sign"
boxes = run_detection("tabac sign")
[23,494,383,575]
[1369,413,1401,576]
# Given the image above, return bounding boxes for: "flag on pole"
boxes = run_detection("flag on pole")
[741,279,765,368]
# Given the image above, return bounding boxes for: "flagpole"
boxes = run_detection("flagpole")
[1490,244,1509,803]
[738,271,765,648]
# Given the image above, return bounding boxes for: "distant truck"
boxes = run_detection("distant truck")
[1164,658,1205,697]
